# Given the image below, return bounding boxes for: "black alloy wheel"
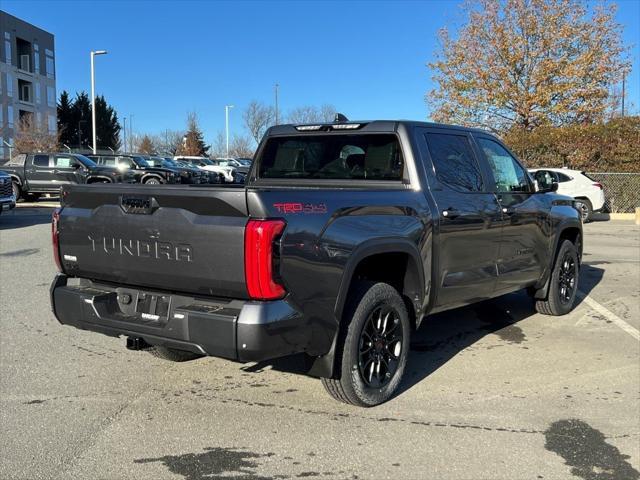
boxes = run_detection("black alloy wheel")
[358,306,403,388]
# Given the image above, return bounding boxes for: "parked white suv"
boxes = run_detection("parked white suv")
[174,156,236,183]
[529,168,605,222]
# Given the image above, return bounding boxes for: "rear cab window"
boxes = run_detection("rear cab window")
[256,134,404,182]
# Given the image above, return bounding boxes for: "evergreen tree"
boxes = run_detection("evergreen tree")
[138,135,155,154]
[94,95,121,150]
[57,91,121,150]
[177,112,209,156]
[57,91,75,147]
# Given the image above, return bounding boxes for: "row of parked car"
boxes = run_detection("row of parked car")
[0,152,253,202]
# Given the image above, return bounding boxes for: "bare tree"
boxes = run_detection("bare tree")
[209,131,227,158]
[287,104,337,124]
[138,135,155,154]
[229,135,254,159]
[14,116,59,154]
[243,100,275,144]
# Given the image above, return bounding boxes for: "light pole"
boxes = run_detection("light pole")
[122,117,127,153]
[90,50,108,154]
[129,114,134,153]
[225,105,234,158]
[274,83,279,125]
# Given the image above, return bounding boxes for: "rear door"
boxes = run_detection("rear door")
[25,154,54,190]
[473,135,546,292]
[417,128,502,309]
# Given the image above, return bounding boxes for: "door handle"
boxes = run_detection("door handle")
[502,207,515,215]
[442,208,460,219]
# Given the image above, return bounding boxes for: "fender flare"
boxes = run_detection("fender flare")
[9,174,22,186]
[334,238,425,323]
[141,174,164,184]
[534,218,582,299]
[309,238,426,379]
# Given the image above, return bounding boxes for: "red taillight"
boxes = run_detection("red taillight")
[593,182,603,190]
[245,219,286,300]
[52,208,62,272]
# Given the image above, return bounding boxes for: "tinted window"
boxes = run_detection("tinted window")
[477,138,531,193]
[33,154,49,167]
[424,133,483,192]
[74,155,97,167]
[556,172,572,182]
[259,134,403,180]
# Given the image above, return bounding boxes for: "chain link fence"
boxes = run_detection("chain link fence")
[588,172,640,213]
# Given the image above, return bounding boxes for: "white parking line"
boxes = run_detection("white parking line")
[577,291,640,341]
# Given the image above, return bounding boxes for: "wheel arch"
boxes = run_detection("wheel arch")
[533,222,582,300]
[86,175,114,183]
[309,239,425,379]
[141,173,164,184]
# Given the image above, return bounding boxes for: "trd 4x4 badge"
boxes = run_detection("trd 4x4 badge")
[273,202,327,214]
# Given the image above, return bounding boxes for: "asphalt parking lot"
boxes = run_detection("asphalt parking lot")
[1,205,639,480]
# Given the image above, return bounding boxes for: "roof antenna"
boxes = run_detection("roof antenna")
[334,113,349,123]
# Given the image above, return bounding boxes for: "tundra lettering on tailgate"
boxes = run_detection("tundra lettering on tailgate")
[87,235,193,262]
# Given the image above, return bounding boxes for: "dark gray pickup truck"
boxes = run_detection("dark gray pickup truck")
[50,120,582,406]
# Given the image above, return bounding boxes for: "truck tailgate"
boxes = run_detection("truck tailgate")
[57,185,249,298]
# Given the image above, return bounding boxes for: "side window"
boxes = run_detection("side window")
[424,133,483,192]
[33,154,49,167]
[54,156,75,168]
[533,170,555,190]
[556,172,572,182]
[477,138,531,193]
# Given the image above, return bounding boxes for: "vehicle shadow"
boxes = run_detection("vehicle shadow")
[239,265,604,402]
[0,207,55,230]
[398,265,604,397]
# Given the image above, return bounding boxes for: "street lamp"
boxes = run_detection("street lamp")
[90,50,108,154]
[225,104,234,158]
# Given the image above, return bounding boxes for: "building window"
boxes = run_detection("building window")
[35,83,41,104]
[8,106,14,128]
[4,32,11,65]
[34,43,40,74]
[46,86,55,107]
[6,73,13,97]
[45,49,54,79]
[48,114,56,133]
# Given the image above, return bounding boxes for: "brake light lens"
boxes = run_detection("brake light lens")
[52,208,62,272]
[593,182,603,190]
[245,219,286,300]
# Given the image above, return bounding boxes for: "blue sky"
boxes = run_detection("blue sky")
[3,0,640,145]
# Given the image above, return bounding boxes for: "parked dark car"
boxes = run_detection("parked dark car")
[0,170,16,213]
[87,154,180,185]
[142,156,203,184]
[50,119,582,407]
[3,153,127,201]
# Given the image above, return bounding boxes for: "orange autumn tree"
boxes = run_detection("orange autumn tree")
[427,0,630,132]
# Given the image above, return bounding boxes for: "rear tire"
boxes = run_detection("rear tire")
[535,240,579,316]
[321,282,410,407]
[144,178,161,185]
[149,346,203,362]
[575,198,593,223]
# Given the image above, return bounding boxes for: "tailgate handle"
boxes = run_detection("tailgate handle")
[120,195,159,214]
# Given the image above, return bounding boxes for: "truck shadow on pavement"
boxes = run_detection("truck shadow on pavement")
[398,264,604,397]
[0,207,55,230]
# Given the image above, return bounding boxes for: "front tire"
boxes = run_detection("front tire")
[536,240,579,316]
[321,282,410,407]
[144,178,161,185]
[149,346,203,362]
[12,181,22,201]
[575,198,593,223]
